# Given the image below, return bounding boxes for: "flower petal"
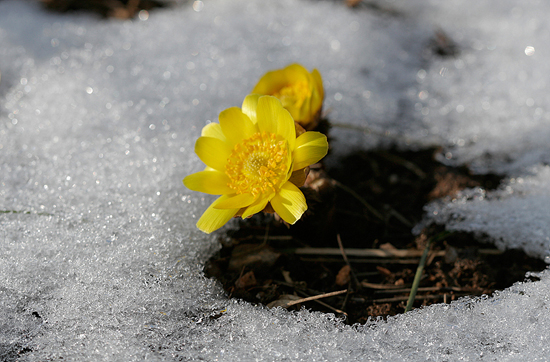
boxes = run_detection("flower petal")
[219,107,257,148]
[201,122,226,142]
[196,196,239,234]
[241,196,270,219]
[195,136,232,171]
[252,70,288,95]
[242,94,261,125]
[276,106,296,151]
[292,132,328,170]
[255,96,296,149]
[183,170,233,195]
[297,91,312,124]
[306,69,323,126]
[284,63,310,79]
[311,68,324,100]
[213,192,256,209]
[256,96,279,134]
[253,64,309,94]
[270,182,307,224]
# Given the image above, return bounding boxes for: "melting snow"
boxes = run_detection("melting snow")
[1,0,550,360]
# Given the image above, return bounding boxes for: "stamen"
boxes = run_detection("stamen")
[226,131,290,197]
[273,81,309,109]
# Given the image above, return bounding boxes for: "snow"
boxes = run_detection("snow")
[416,165,550,259]
[403,0,550,260]
[1,0,550,361]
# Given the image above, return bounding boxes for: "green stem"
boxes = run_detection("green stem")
[405,231,452,313]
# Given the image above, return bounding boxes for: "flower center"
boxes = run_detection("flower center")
[226,131,290,197]
[273,80,309,110]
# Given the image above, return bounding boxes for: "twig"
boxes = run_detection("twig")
[333,180,413,227]
[337,234,361,289]
[294,247,445,258]
[333,180,384,221]
[236,235,293,242]
[296,246,505,259]
[340,289,350,311]
[275,279,349,315]
[362,282,412,290]
[284,289,348,308]
[294,290,348,316]
[299,257,427,264]
[384,206,414,227]
[366,294,461,304]
[379,151,427,178]
[366,285,483,294]
[337,234,351,265]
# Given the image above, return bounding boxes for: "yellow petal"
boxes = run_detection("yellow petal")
[219,107,257,148]
[256,96,279,134]
[276,107,296,151]
[284,63,310,79]
[311,68,324,101]
[242,94,261,124]
[196,196,239,234]
[292,132,328,170]
[213,192,256,209]
[201,122,226,142]
[252,70,288,95]
[270,181,307,224]
[195,136,232,171]
[306,69,323,124]
[254,64,309,93]
[298,91,312,124]
[254,96,295,151]
[241,196,270,219]
[183,170,233,195]
[307,90,321,122]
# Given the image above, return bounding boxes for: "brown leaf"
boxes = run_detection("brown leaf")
[235,271,257,290]
[228,244,281,272]
[266,294,301,309]
[335,265,351,286]
[376,266,392,277]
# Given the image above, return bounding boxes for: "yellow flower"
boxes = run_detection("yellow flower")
[184,95,329,234]
[252,63,324,130]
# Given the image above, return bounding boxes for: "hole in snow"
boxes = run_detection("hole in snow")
[205,146,546,324]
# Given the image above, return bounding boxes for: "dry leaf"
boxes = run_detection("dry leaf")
[376,265,392,277]
[335,265,351,286]
[267,294,301,309]
[235,270,257,290]
[228,244,281,272]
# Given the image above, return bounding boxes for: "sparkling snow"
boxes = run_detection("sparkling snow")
[1,0,550,361]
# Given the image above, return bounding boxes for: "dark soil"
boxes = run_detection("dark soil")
[205,146,547,325]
